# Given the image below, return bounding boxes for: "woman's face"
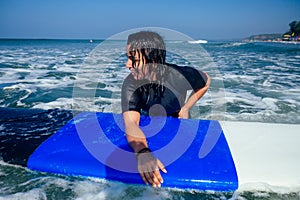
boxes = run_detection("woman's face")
[126,45,150,80]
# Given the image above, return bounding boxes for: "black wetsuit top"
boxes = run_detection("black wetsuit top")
[121,64,207,117]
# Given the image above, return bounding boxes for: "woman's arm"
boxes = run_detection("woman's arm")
[123,110,167,187]
[178,72,211,119]
[123,111,147,152]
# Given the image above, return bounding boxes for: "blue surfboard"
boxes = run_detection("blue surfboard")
[27,112,238,191]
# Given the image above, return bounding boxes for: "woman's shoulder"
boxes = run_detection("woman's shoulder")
[122,74,149,91]
[166,63,200,78]
[166,63,198,72]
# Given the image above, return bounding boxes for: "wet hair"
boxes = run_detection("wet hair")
[127,31,168,87]
[127,31,169,96]
[127,31,166,64]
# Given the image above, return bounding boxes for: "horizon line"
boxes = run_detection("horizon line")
[0,37,245,41]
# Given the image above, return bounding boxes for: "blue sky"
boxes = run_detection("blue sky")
[0,0,299,40]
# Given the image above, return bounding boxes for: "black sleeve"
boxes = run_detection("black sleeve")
[179,66,207,91]
[121,75,142,113]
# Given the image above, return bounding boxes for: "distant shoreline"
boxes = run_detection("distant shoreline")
[246,40,300,44]
[244,33,300,43]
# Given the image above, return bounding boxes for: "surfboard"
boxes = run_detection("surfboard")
[27,112,238,191]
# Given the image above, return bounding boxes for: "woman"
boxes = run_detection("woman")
[121,31,211,187]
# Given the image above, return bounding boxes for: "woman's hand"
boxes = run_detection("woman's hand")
[137,151,167,187]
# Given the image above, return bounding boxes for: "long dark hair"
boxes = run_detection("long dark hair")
[127,31,169,86]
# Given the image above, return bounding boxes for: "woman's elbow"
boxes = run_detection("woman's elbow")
[204,72,211,88]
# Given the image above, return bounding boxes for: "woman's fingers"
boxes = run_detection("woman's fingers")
[137,152,167,187]
[157,159,167,174]
[153,168,163,186]
[140,172,149,185]
[138,164,149,185]
[145,171,153,185]
[138,158,166,187]
[140,167,160,187]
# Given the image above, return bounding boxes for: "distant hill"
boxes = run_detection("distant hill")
[245,20,300,42]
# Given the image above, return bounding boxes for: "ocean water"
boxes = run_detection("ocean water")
[0,39,300,199]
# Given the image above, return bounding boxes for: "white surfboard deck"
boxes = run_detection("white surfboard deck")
[221,121,300,188]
